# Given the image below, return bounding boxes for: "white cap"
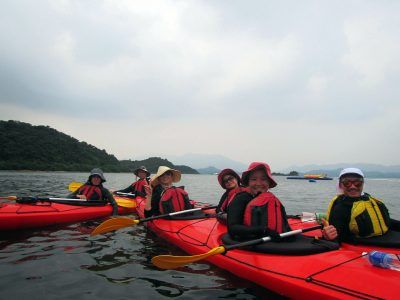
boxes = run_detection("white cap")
[339,167,364,179]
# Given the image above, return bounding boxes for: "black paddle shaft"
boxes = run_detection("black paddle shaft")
[139,205,218,223]
[224,224,323,251]
[16,196,105,206]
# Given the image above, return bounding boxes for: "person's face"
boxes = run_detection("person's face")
[137,170,147,179]
[222,174,238,190]
[90,175,102,186]
[339,176,364,197]
[159,171,173,186]
[248,169,270,194]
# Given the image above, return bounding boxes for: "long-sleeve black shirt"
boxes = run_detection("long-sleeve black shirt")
[227,192,291,241]
[68,183,118,215]
[115,178,149,197]
[216,191,229,213]
[328,194,399,242]
[144,184,164,218]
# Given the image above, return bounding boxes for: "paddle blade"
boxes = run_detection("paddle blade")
[90,217,140,236]
[0,196,18,201]
[115,198,137,208]
[152,246,226,269]
[68,181,83,192]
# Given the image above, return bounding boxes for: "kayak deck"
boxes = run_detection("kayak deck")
[136,199,400,299]
[0,195,136,231]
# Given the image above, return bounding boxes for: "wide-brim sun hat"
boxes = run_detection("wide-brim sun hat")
[89,168,106,183]
[241,162,277,188]
[339,167,364,179]
[151,166,181,187]
[218,169,241,189]
[134,166,150,177]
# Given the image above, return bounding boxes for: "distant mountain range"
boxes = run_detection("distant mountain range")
[168,153,247,173]
[280,163,400,178]
[197,166,220,175]
[11,119,395,177]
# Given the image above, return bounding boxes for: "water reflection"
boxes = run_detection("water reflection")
[2,171,399,299]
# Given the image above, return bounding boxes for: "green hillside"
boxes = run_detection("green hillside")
[0,120,198,174]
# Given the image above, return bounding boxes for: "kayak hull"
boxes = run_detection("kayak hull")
[137,199,400,299]
[0,196,136,231]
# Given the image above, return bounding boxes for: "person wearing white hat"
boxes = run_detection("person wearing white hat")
[325,167,400,244]
[114,166,150,197]
[143,166,193,217]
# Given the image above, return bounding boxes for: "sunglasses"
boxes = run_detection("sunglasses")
[223,176,235,184]
[340,178,364,188]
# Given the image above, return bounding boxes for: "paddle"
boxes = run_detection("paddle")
[68,182,136,198]
[0,196,104,205]
[68,181,84,192]
[91,205,218,236]
[151,224,323,269]
[114,191,137,198]
[67,182,136,208]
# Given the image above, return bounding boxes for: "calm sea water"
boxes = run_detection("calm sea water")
[0,171,399,299]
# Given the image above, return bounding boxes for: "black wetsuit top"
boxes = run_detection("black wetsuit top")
[68,183,118,215]
[328,194,400,242]
[115,178,149,197]
[227,192,292,241]
[144,184,164,218]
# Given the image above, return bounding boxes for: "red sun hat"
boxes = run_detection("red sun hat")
[241,162,277,188]
[217,168,241,189]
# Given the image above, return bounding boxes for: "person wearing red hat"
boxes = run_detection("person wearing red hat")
[227,162,292,241]
[216,169,246,224]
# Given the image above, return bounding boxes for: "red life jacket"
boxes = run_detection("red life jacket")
[220,187,248,212]
[243,192,285,233]
[159,187,193,214]
[131,178,147,194]
[78,184,103,201]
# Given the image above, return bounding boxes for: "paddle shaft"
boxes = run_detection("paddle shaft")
[15,196,105,205]
[114,192,136,197]
[0,196,90,202]
[224,224,323,251]
[139,205,218,224]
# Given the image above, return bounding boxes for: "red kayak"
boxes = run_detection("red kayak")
[136,199,400,299]
[0,196,136,231]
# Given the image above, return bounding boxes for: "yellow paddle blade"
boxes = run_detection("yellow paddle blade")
[152,246,226,269]
[68,181,83,192]
[68,183,136,208]
[90,217,140,236]
[115,198,137,208]
[0,196,18,201]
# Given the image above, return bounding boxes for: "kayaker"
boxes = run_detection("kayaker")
[325,167,400,243]
[216,168,246,224]
[143,166,193,218]
[114,166,150,197]
[227,162,293,241]
[68,168,118,215]
[227,162,336,242]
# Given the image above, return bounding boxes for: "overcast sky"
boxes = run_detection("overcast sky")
[1,0,399,171]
